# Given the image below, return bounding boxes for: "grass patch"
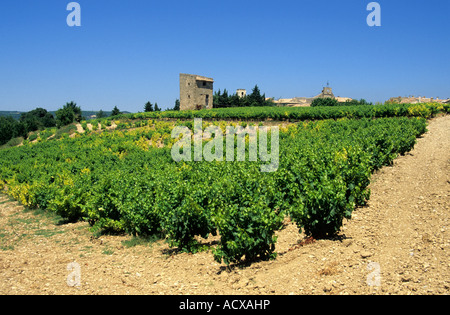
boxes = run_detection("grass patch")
[34,229,65,238]
[0,137,23,149]
[80,245,93,252]
[121,235,161,248]
[23,207,64,226]
[0,233,14,250]
[0,203,68,251]
[54,124,77,139]
[0,196,16,206]
[102,247,115,255]
[0,232,28,251]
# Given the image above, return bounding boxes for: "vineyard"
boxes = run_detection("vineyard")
[109,101,449,121]
[0,103,446,265]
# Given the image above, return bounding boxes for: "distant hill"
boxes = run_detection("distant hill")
[0,111,22,120]
[0,110,131,120]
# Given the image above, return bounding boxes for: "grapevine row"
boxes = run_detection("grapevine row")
[0,117,428,264]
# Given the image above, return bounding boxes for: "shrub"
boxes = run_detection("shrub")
[28,133,38,142]
[311,98,339,107]
[213,167,284,264]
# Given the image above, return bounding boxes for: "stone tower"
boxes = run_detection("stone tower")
[236,89,247,98]
[319,87,335,98]
[179,73,214,111]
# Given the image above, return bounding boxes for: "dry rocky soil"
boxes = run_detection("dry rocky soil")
[0,115,448,295]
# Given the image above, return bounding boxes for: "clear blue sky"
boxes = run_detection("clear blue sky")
[1,0,449,112]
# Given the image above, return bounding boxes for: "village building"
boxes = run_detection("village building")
[271,86,352,107]
[179,73,214,111]
[387,95,450,104]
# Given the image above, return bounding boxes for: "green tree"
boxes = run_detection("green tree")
[144,102,153,112]
[111,106,121,117]
[358,99,372,105]
[213,89,233,108]
[213,90,221,108]
[65,102,82,122]
[154,103,161,112]
[173,99,180,111]
[311,98,339,107]
[0,117,28,145]
[42,112,56,128]
[96,110,107,118]
[248,85,266,107]
[20,108,56,130]
[56,107,73,128]
[213,85,274,108]
[221,89,229,107]
[341,99,373,106]
[0,117,17,145]
[56,102,81,128]
[14,121,28,139]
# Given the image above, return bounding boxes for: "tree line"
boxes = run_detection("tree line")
[0,108,57,146]
[0,102,115,146]
[213,85,275,108]
[311,98,373,107]
[0,99,176,146]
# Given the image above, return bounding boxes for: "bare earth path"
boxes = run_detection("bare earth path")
[0,116,448,295]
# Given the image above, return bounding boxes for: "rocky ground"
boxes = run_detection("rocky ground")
[0,115,448,295]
